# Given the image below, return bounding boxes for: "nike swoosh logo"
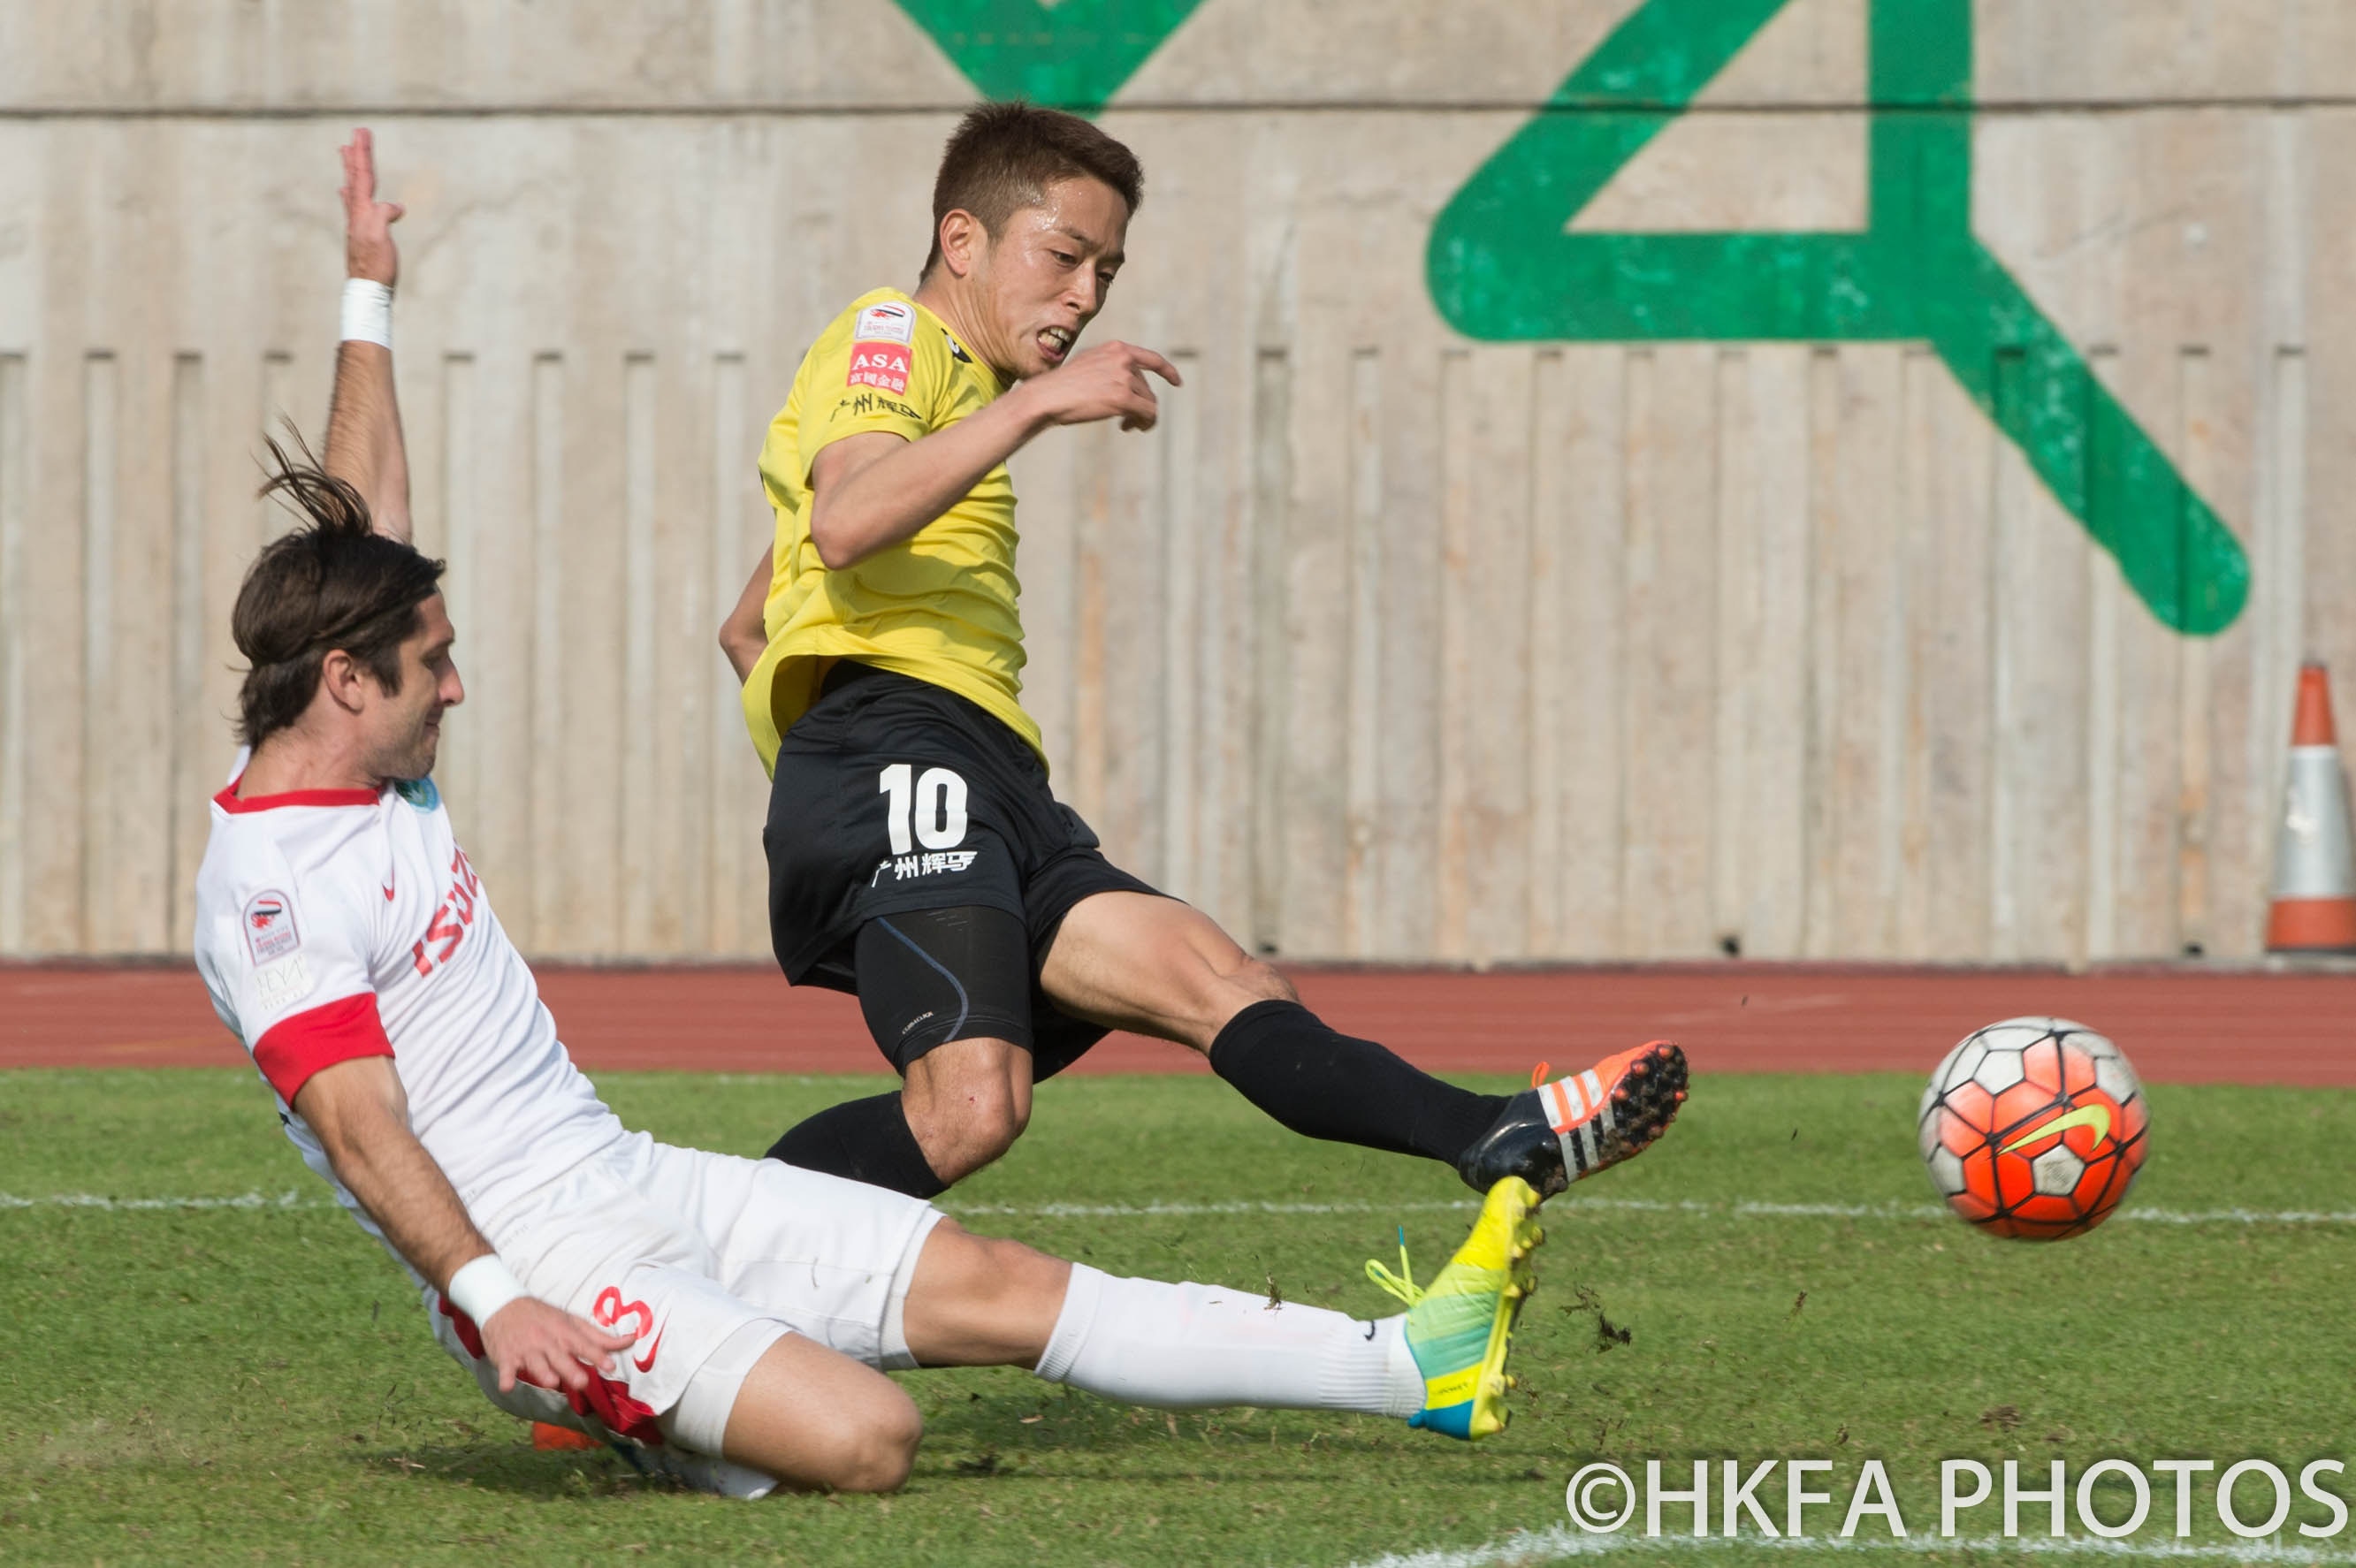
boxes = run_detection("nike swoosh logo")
[2000,1103,2112,1154]
[632,1327,665,1374]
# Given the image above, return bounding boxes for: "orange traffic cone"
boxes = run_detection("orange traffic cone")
[2265,663,2356,954]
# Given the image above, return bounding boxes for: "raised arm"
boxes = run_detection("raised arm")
[806,339,1178,571]
[322,127,413,543]
[294,1055,633,1393]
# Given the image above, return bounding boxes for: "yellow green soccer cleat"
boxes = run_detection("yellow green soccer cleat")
[1367,1176,1544,1440]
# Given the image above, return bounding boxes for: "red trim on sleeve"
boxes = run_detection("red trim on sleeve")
[214,776,382,813]
[253,993,394,1105]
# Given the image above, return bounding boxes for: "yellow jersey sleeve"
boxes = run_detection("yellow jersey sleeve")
[795,295,952,473]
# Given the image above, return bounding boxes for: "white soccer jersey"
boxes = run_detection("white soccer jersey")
[193,766,629,1269]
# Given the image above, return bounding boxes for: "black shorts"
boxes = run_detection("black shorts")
[762,663,1165,1077]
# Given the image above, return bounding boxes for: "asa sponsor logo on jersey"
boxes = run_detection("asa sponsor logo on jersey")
[852,301,915,346]
[848,340,912,396]
[243,889,302,965]
[871,849,980,886]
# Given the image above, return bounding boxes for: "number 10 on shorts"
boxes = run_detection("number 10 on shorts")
[880,763,970,856]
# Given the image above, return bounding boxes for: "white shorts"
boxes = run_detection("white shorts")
[425,1133,944,1456]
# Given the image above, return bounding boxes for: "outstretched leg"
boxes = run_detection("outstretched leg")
[1040,892,1510,1161]
[665,1183,1549,1494]
[899,1218,1421,1417]
[676,1216,1427,1495]
[1041,892,1687,1196]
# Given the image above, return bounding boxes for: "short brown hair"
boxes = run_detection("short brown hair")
[921,102,1144,279]
[232,438,445,748]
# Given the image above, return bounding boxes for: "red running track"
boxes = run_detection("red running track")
[3,962,2352,1085]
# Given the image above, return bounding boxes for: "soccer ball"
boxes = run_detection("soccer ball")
[1918,1017,2149,1240]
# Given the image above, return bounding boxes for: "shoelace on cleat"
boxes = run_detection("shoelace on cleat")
[1364,1226,1423,1307]
[1530,1043,1676,1102]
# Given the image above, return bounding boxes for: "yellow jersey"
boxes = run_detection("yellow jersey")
[740,288,1040,773]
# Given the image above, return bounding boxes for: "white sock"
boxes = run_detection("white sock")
[1033,1264,1426,1420]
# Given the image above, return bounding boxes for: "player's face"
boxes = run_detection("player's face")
[973,177,1131,380]
[365,593,464,782]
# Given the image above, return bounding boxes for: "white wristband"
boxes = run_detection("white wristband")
[446,1253,528,1324]
[340,278,393,348]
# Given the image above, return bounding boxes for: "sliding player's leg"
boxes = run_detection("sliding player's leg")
[530,1146,1550,1494]
[1041,890,1689,1195]
[572,1156,1404,1493]
[904,1216,1415,1417]
[682,1195,1525,1494]
[897,1183,1542,1442]
[705,1331,921,1493]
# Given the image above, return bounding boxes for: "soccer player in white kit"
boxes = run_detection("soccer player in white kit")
[188,131,1551,1497]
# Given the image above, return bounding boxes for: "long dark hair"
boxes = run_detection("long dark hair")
[232,434,445,747]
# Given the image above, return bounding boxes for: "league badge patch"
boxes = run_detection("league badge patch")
[244,889,302,965]
[848,301,917,395]
[853,301,915,346]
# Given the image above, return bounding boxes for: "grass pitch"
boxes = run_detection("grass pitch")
[6,1065,2356,1567]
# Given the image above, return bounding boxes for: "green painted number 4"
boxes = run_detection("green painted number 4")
[1426,0,2248,635]
[891,0,2247,634]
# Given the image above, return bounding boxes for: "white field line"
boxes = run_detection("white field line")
[950,1199,1483,1218]
[5,1191,2356,1228]
[0,1190,328,1211]
[958,1199,2356,1227]
[1336,1524,2356,1567]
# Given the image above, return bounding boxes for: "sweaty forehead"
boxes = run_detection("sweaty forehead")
[1020,179,1130,248]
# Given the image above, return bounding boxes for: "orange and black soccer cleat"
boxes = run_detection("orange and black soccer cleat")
[1455,1042,1688,1199]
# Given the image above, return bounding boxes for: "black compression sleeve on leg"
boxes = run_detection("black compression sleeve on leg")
[766,1092,949,1200]
[855,905,1034,1069]
[1208,1000,1510,1166]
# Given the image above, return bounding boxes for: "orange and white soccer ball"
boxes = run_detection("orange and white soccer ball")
[1918,1017,2149,1240]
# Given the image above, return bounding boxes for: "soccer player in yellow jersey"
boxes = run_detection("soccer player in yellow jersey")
[724,104,1687,1202]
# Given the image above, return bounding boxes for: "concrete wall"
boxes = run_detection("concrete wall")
[1,0,2349,963]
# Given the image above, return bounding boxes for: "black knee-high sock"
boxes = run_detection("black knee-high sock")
[1208,1000,1509,1166]
[766,1092,949,1199]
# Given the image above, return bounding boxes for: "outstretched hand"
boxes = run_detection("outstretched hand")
[340,127,404,286]
[477,1297,640,1396]
[1025,339,1181,433]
